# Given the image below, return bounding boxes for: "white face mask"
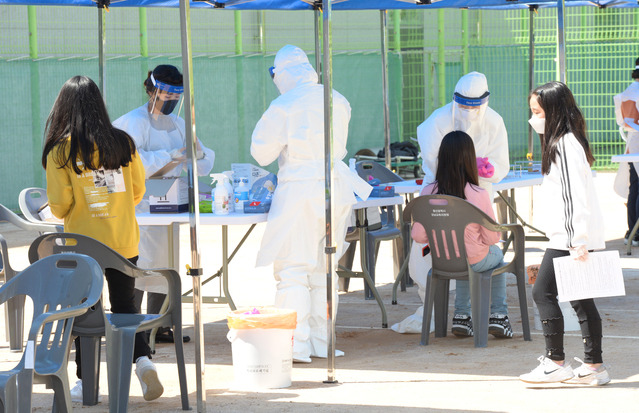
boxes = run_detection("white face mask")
[528,115,545,134]
[458,107,480,122]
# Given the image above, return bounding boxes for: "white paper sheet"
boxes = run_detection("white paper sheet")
[553,250,626,302]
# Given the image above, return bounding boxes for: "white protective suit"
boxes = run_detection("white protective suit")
[417,71,510,194]
[113,103,215,291]
[399,72,509,334]
[613,80,639,199]
[251,45,371,361]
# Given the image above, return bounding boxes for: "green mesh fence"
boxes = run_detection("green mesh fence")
[0,52,401,210]
[0,5,636,211]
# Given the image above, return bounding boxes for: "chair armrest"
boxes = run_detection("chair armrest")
[0,204,62,233]
[492,223,525,276]
[27,305,92,341]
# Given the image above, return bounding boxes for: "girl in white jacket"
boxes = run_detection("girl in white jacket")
[519,82,609,386]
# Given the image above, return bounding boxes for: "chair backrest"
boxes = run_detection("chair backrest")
[403,194,499,278]
[0,253,103,371]
[355,161,403,184]
[28,232,180,333]
[18,187,49,224]
[0,203,63,234]
[0,234,17,282]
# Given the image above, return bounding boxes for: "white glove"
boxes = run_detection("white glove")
[569,245,589,262]
[169,147,186,161]
[196,149,204,160]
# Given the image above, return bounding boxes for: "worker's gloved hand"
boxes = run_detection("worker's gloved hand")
[169,147,186,161]
[570,245,589,262]
[476,157,495,178]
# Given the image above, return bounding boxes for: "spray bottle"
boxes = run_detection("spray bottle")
[222,171,235,212]
[234,176,250,213]
[210,173,229,215]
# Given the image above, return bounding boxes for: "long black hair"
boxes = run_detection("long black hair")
[42,75,136,174]
[633,57,639,80]
[434,130,479,200]
[530,81,595,175]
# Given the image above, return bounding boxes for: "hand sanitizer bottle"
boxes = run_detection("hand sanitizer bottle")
[210,174,229,215]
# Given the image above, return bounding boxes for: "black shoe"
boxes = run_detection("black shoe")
[624,230,639,246]
[488,313,513,338]
[154,329,191,344]
[451,314,473,337]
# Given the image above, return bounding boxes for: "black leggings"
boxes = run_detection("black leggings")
[76,256,151,379]
[532,248,603,364]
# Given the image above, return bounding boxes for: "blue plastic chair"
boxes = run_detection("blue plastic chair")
[28,232,189,413]
[403,194,531,348]
[339,161,404,299]
[0,253,103,413]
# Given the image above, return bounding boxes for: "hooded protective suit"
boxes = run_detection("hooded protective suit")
[251,45,371,361]
[113,103,215,291]
[399,72,509,335]
[613,80,639,233]
[417,72,509,194]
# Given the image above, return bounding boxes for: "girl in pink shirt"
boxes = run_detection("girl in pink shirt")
[411,131,512,338]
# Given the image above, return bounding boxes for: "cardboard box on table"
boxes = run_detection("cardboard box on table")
[146,177,189,213]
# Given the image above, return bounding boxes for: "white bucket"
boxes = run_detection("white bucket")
[227,328,294,389]
[533,300,580,332]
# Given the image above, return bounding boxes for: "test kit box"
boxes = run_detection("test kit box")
[370,185,395,197]
[145,177,189,213]
[243,200,271,213]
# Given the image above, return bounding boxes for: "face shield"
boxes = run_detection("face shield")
[149,74,184,117]
[452,91,490,133]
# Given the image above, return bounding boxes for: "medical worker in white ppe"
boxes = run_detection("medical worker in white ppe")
[113,64,215,343]
[392,71,509,334]
[251,45,371,363]
[418,71,509,193]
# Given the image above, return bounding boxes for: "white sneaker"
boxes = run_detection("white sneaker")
[563,357,610,386]
[519,356,574,384]
[70,379,102,403]
[70,380,83,403]
[135,356,164,401]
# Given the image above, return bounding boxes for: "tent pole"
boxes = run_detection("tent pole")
[179,0,204,411]
[97,4,106,97]
[380,10,391,170]
[322,0,337,385]
[315,9,321,80]
[556,0,566,83]
[528,6,536,155]
[437,9,445,107]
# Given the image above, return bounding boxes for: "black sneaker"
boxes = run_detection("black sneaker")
[489,313,513,338]
[451,314,473,337]
[624,230,639,246]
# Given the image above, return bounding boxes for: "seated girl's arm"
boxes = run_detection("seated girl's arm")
[475,188,501,245]
[411,222,428,244]
[411,183,438,243]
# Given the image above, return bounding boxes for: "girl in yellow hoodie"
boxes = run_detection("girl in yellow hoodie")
[42,75,163,401]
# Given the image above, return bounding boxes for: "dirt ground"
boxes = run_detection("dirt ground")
[1,172,638,412]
